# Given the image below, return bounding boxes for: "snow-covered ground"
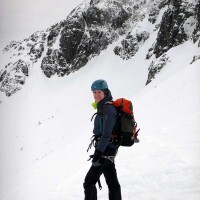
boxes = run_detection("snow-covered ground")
[0,35,200,199]
[0,0,200,199]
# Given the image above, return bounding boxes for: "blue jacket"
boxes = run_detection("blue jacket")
[93,89,118,153]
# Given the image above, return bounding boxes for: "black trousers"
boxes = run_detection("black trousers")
[83,159,122,200]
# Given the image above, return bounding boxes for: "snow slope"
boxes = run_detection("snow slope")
[0,29,200,200]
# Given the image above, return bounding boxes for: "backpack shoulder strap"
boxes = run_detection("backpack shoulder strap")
[91,101,113,121]
[100,101,114,113]
[102,101,112,107]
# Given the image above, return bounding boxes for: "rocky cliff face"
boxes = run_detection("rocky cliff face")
[0,0,199,96]
[1,0,136,96]
[0,60,29,96]
[146,0,200,84]
[41,0,135,78]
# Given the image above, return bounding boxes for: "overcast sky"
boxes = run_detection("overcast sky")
[0,0,84,49]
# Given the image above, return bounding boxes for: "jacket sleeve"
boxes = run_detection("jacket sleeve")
[97,105,117,152]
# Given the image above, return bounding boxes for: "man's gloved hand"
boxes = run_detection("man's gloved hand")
[92,149,103,167]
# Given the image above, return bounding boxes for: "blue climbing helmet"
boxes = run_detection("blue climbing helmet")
[91,79,108,91]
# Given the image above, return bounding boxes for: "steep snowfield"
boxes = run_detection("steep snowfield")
[0,31,200,200]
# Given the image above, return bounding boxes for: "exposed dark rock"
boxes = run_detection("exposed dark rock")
[41,49,69,77]
[158,0,171,9]
[40,1,133,78]
[146,44,155,59]
[114,31,149,60]
[60,19,85,64]
[28,43,45,62]
[16,59,29,77]
[41,54,58,78]
[153,0,196,58]
[3,41,19,53]
[148,7,159,24]
[146,54,169,85]
[0,60,30,96]
[82,6,107,27]
[145,0,199,85]
[112,8,130,29]
[0,70,7,82]
[90,0,100,6]
[71,55,89,72]
[190,55,200,64]
[47,23,63,47]
[28,32,47,62]
[192,1,200,43]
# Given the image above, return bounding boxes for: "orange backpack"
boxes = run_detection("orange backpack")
[111,98,140,146]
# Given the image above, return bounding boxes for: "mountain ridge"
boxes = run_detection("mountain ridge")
[0,0,199,97]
